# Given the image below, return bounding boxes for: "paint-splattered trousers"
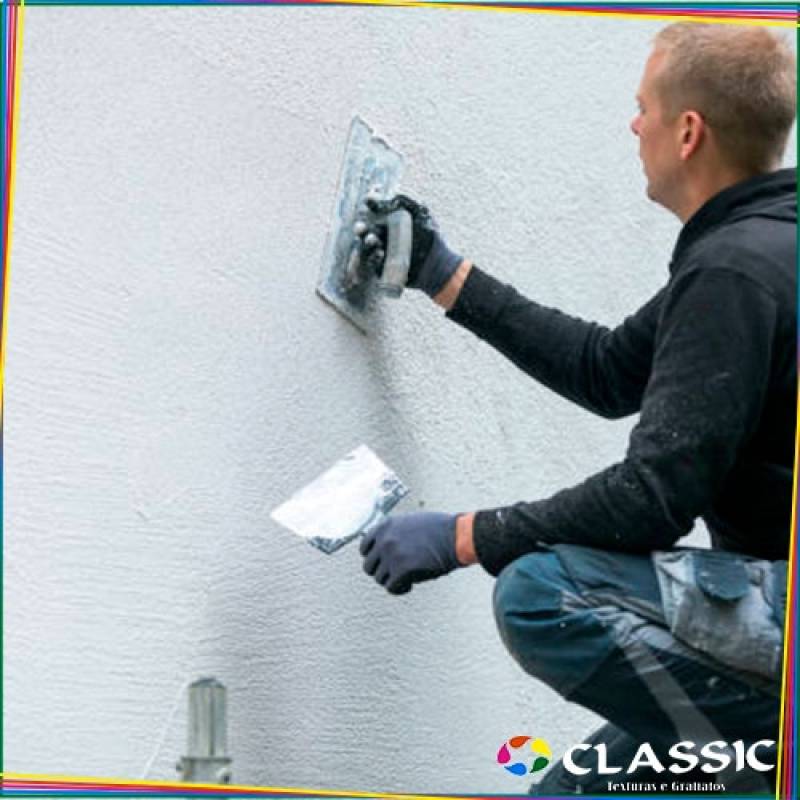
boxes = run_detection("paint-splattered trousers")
[492,545,786,795]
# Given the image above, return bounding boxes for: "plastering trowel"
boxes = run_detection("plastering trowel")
[317,117,413,332]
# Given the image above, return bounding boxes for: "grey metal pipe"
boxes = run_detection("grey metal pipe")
[176,678,232,784]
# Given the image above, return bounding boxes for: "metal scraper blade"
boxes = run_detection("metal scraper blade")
[317,117,405,333]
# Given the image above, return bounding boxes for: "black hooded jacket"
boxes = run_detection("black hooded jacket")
[447,169,797,576]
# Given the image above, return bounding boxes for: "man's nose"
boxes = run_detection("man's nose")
[630,114,641,136]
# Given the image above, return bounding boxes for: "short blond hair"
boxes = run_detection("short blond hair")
[653,23,796,173]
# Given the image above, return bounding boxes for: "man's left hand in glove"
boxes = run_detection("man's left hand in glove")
[360,511,475,595]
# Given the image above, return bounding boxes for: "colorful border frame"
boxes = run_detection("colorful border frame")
[0,2,796,798]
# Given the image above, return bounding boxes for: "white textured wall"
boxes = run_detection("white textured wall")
[5,8,796,793]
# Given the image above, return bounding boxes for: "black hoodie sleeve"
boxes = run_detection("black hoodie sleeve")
[454,266,778,576]
[447,267,662,419]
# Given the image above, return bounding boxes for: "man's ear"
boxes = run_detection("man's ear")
[679,110,705,161]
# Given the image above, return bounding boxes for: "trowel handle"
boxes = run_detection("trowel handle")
[377,208,413,297]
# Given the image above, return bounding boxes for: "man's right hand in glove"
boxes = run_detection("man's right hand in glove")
[359,195,470,304]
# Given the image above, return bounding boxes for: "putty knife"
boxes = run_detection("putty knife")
[271,445,409,554]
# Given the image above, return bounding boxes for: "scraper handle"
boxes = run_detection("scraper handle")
[377,209,413,297]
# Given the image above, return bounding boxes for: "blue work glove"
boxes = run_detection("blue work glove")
[361,195,463,298]
[360,511,461,595]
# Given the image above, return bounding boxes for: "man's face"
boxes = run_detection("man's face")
[630,49,683,210]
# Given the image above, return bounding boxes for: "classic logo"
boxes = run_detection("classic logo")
[497,736,775,780]
[496,735,552,776]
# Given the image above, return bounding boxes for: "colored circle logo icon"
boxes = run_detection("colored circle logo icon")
[497,735,552,776]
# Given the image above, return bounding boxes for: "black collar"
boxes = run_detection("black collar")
[670,168,796,272]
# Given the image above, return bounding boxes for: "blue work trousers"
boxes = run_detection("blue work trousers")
[493,546,782,795]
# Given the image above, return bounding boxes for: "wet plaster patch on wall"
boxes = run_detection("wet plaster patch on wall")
[5,6,796,793]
